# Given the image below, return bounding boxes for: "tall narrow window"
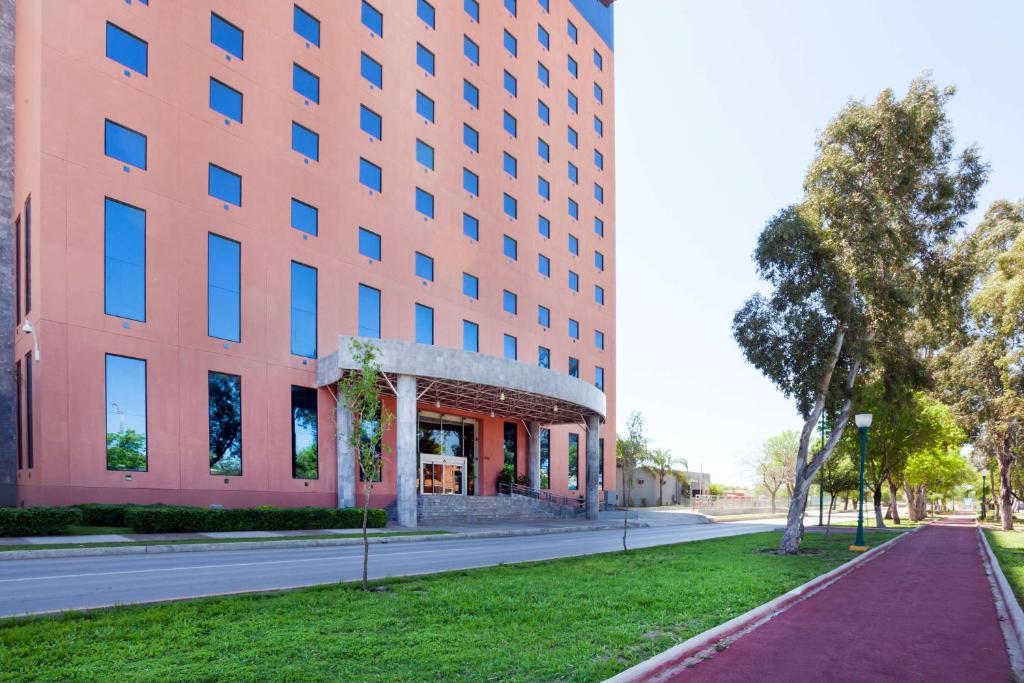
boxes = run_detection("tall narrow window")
[292,386,319,479]
[360,158,382,192]
[210,78,243,122]
[210,13,244,59]
[416,188,435,218]
[359,228,381,260]
[360,105,382,140]
[361,53,383,88]
[104,198,146,322]
[416,43,435,76]
[599,438,605,488]
[595,366,605,391]
[463,320,479,352]
[504,334,517,360]
[568,434,579,490]
[463,273,479,299]
[105,354,148,471]
[24,351,32,468]
[538,346,550,369]
[504,422,518,475]
[358,284,381,338]
[464,35,479,65]
[105,120,147,170]
[540,428,550,488]
[23,197,30,315]
[15,359,22,469]
[418,0,436,28]
[293,5,320,46]
[415,304,434,345]
[416,91,435,122]
[209,371,242,476]
[14,216,20,323]
[290,261,317,358]
[208,234,241,342]
[463,213,479,241]
[106,22,148,75]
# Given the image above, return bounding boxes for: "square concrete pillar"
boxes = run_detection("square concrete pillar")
[527,421,541,490]
[585,415,600,520]
[336,403,355,509]
[396,374,418,527]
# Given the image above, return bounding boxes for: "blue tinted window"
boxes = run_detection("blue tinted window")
[210,78,243,122]
[538,138,550,162]
[359,158,382,192]
[595,217,605,237]
[504,70,517,97]
[416,188,434,218]
[538,215,551,238]
[293,63,320,103]
[463,321,479,352]
[293,5,320,46]
[595,330,605,350]
[503,152,517,178]
[539,0,550,11]
[104,198,145,321]
[415,304,434,345]
[463,272,479,299]
[464,0,479,22]
[358,284,381,338]
[418,0,435,28]
[416,140,434,170]
[503,234,518,260]
[568,270,579,291]
[568,126,578,148]
[538,24,549,50]
[464,80,479,108]
[359,228,381,260]
[464,35,479,65]
[595,366,605,391]
[538,99,550,124]
[291,198,318,236]
[568,198,579,219]
[463,213,479,241]
[290,261,317,358]
[595,116,604,137]
[595,250,605,270]
[361,53,383,88]
[415,252,434,281]
[538,253,550,277]
[416,91,435,122]
[104,120,147,170]
[595,183,604,203]
[211,13,243,59]
[416,44,435,75]
[569,318,579,339]
[595,285,605,305]
[360,105,382,140]
[208,234,241,342]
[538,305,550,328]
[504,0,517,16]
[362,1,383,37]
[538,176,550,200]
[209,164,242,206]
[594,148,604,170]
[503,290,517,315]
[568,55,578,78]
[504,30,517,57]
[291,386,318,479]
[463,124,479,152]
[569,357,579,377]
[106,23,148,75]
[539,346,550,369]
[568,162,578,184]
[463,168,479,196]
[594,82,604,104]
[594,49,603,70]
[538,62,549,86]
[292,122,319,161]
[106,354,148,471]
[504,334,517,361]
[503,111,517,137]
[503,193,517,220]
[569,234,579,255]
[567,19,578,43]
[568,90,578,113]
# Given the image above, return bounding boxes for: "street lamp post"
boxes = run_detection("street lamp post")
[981,471,987,521]
[818,411,826,526]
[851,413,872,552]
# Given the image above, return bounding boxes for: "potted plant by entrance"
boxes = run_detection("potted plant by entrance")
[496,464,515,492]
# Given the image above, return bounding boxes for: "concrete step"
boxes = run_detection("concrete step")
[416,493,581,522]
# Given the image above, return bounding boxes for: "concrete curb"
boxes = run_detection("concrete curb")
[0,521,651,561]
[604,525,925,683]
[977,526,1024,678]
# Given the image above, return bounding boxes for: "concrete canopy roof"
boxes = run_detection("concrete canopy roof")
[317,336,606,426]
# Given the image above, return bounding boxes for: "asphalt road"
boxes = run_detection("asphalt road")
[0,521,779,617]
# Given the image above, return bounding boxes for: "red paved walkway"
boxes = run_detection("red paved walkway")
[668,516,1012,682]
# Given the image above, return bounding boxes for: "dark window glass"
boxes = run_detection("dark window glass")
[416,91,435,122]
[361,52,383,88]
[24,197,30,314]
[503,234,517,260]
[24,350,32,468]
[418,0,436,28]
[463,213,479,241]
[291,198,318,236]
[14,215,20,323]
[15,358,21,469]
[463,272,479,299]
[104,120,147,170]
[209,371,242,476]
[415,303,434,345]
[538,345,550,369]
[292,122,319,161]
[208,233,241,342]
[599,438,605,487]
[568,433,579,490]
[208,163,242,206]
[538,304,550,328]
[362,1,383,37]
[290,261,317,358]
[569,356,579,377]
[104,198,146,321]
[504,422,517,475]
[293,5,320,46]
[106,22,148,75]
[292,386,319,479]
[293,63,320,103]
[359,227,381,260]
[416,188,434,218]
[463,320,479,352]
[595,367,605,391]
[360,105,382,140]
[540,428,550,488]
[464,35,479,65]
[358,284,381,338]
[210,78,243,122]
[105,354,148,471]
[463,124,479,152]
[360,158,382,192]
[211,13,244,59]
[415,252,434,281]
[416,43,435,75]
[416,139,435,170]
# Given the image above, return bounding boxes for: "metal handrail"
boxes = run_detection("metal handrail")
[497,482,585,511]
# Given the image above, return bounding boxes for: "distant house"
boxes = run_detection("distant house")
[615,464,698,507]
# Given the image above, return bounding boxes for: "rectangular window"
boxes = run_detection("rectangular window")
[463,168,479,196]
[463,272,479,299]
[418,0,436,28]
[538,24,549,50]
[415,252,434,281]
[504,30,517,57]
[416,139,435,170]
[210,78,243,122]
[291,121,319,161]
[15,358,21,469]
[595,367,605,391]
[504,422,518,473]
[504,70,518,97]
[595,148,604,170]
[595,329,605,350]
[464,80,480,108]
[569,356,579,378]
[208,234,241,342]
[24,350,33,468]
[360,105,382,140]
[504,0,517,16]
[594,49,604,70]
[359,406,383,482]
[291,386,319,479]
[503,111,517,138]
[538,305,550,328]
[540,428,550,488]
[595,284,605,305]
[503,289,518,315]
[599,438,605,487]
[568,126,579,148]
[209,163,242,206]
[538,176,550,200]
[568,162,578,184]
[539,215,551,238]
[465,0,480,22]
[538,346,550,369]
[569,318,579,339]
[538,137,550,162]
[503,152,517,178]
[568,90,578,113]
[416,91,435,122]
[293,63,320,103]
[595,183,605,204]
[359,158,382,192]
[291,198,318,236]
[595,217,605,237]
[595,251,605,271]
[540,0,550,11]
[104,197,146,322]
[568,433,579,490]
[104,120,147,170]
[503,234,518,260]
[568,20,578,43]
[504,334,517,361]
[538,253,550,277]
[358,284,381,337]
[105,354,148,472]
[14,215,20,323]
[538,62,550,87]
[464,36,479,65]
[416,188,435,218]
[463,213,479,241]
[24,197,30,315]
[538,99,550,124]
[415,303,434,345]
[568,55,578,78]
[568,198,579,220]
[359,227,381,260]
[361,1,383,37]
[595,116,604,137]
[106,22,148,75]
[463,124,479,152]
[569,233,579,255]
[293,5,320,46]
[361,52,383,88]
[463,320,479,352]
[209,371,242,476]
[211,13,243,59]
[290,261,317,358]
[417,43,435,76]
[594,82,604,104]
[503,194,518,220]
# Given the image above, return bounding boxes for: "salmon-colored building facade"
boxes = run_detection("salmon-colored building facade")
[5,0,616,522]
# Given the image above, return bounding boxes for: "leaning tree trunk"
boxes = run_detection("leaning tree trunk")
[887,479,901,525]
[770,491,777,515]
[904,484,918,522]
[872,485,886,529]
[999,444,1015,531]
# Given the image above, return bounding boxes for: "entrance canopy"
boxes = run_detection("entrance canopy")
[317,336,605,426]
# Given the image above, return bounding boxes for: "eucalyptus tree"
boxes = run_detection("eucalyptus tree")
[749,430,798,514]
[734,76,987,553]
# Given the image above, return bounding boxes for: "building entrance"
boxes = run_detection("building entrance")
[417,412,478,495]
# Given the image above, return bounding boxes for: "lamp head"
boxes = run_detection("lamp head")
[854,413,873,429]
[21,321,33,334]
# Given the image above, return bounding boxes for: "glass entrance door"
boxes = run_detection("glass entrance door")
[420,454,466,494]
[417,412,478,494]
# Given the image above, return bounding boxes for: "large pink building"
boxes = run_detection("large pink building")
[2,0,615,524]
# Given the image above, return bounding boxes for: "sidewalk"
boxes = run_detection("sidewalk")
[662,515,1012,681]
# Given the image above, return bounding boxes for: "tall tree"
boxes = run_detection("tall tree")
[749,430,798,514]
[819,450,859,537]
[733,76,986,553]
[616,412,648,551]
[646,448,677,507]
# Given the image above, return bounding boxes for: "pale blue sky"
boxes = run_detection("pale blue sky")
[613,1,1024,485]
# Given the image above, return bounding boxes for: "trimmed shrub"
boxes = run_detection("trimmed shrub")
[0,507,82,537]
[76,503,162,527]
[124,506,387,534]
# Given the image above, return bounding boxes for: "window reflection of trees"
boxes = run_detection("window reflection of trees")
[209,371,242,476]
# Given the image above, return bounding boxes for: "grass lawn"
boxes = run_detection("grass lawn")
[984,529,1024,603]
[0,530,897,682]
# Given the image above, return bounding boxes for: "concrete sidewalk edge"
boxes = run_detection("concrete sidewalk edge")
[604,526,924,683]
[976,526,1024,678]
[0,521,651,561]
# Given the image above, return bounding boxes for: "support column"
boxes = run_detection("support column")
[0,0,17,507]
[396,374,418,527]
[585,415,600,520]
[527,421,541,490]
[336,404,355,509]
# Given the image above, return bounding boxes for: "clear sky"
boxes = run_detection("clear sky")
[612,1,1024,486]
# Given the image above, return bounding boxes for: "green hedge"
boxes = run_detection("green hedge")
[76,503,167,527]
[0,507,82,537]
[124,506,387,534]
